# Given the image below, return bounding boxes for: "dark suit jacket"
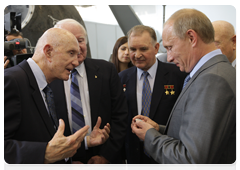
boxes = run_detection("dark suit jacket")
[118,60,187,164]
[49,58,128,163]
[4,60,68,164]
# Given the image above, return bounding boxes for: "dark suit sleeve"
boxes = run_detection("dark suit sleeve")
[98,63,128,163]
[4,71,47,164]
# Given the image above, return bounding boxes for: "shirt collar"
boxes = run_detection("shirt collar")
[232,56,238,67]
[27,58,47,90]
[137,58,158,80]
[72,61,86,78]
[190,49,222,78]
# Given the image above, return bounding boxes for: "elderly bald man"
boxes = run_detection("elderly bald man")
[212,20,236,67]
[4,28,91,164]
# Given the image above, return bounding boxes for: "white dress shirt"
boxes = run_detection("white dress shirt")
[64,61,92,135]
[232,59,236,68]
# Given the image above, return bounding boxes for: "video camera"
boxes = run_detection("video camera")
[4,11,33,67]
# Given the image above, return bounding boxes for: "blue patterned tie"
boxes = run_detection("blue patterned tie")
[71,69,85,133]
[182,74,191,89]
[43,85,59,129]
[141,72,152,157]
[141,71,152,117]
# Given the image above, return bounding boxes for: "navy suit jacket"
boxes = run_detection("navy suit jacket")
[4,60,68,164]
[118,60,187,163]
[50,58,128,163]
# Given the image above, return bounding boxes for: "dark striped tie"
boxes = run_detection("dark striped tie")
[43,85,59,129]
[71,69,85,133]
[141,71,152,117]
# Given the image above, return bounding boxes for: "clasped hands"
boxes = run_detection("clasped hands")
[131,115,159,141]
[44,116,110,164]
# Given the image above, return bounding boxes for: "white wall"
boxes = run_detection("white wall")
[84,21,124,60]
[80,5,236,60]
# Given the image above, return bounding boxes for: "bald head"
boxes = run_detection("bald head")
[212,20,235,37]
[212,20,236,63]
[35,27,78,54]
[33,27,80,83]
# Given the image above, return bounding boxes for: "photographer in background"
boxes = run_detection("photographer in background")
[5,31,27,55]
[4,31,27,68]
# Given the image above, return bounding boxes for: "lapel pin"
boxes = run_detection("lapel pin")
[95,75,97,78]
[123,84,126,92]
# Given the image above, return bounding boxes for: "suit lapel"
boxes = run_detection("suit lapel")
[84,58,101,128]
[126,68,138,117]
[19,61,56,137]
[149,61,167,119]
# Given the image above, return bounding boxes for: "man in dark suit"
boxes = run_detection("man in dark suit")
[118,25,187,164]
[4,28,90,163]
[50,19,128,164]
[132,9,236,164]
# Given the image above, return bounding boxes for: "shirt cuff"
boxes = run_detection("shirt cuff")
[84,136,88,150]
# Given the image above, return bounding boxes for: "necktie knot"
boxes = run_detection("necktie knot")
[182,74,191,89]
[43,85,53,97]
[142,71,149,78]
[71,69,78,77]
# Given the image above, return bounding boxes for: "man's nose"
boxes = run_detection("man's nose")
[167,53,174,63]
[135,51,142,59]
[73,55,79,67]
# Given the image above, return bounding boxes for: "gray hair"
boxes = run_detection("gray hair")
[127,25,157,45]
[55,18,88,44]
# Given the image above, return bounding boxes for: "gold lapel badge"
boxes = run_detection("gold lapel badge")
[164,85,175,95]
[95,75,97,78]
[123,84,126,92]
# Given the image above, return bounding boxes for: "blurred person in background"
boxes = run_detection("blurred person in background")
[111,36,133,73]
[212,20,236,68]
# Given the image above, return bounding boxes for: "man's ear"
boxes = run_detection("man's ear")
[186,29,197,47]
[154,42,160,54]
[43,44,53,62]
[232,35,236,50]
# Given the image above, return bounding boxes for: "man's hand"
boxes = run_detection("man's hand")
[87,155,109,164]
[44,119,89,164]
[132,115,159,131]
[87,116,110,147]
[4,56,10,69]
[72,161,95,170]
[131,118,154,141]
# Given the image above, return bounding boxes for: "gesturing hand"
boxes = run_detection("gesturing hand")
[44,119,89,164]
[87,116,110,148]
[4,56,10,69]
